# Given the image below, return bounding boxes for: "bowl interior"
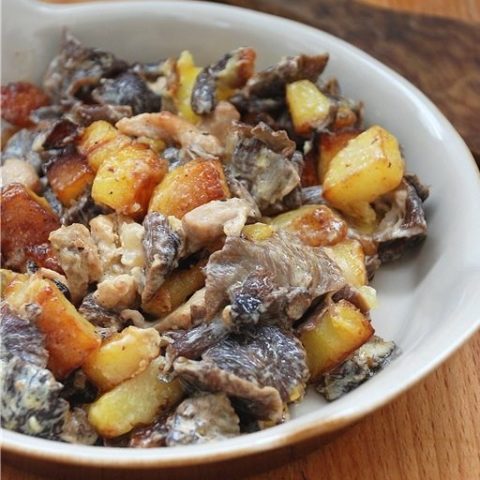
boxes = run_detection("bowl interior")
[2,0,480,467]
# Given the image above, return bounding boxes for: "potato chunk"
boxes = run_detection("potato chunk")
[46,149,95,206]
[142,263,205,317]
[148,158,230,218]
[324,239,367,287]
[300,299,374,381]
[78,120,128,171]
[88,356,183,437]
[91,141,167,219]
[323,126,405,224]
[271,205,347,247]
[4,276,101,378]
[286,80,332,135]
[175,51,201,124]
[83,326,161,392]
[1,183,61,272]
[318,130,361,183]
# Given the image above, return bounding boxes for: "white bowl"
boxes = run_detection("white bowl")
[2,0,480,471]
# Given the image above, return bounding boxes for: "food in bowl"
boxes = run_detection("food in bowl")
[0,32,428,447]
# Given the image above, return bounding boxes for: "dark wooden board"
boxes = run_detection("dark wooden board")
[215,0,480,164]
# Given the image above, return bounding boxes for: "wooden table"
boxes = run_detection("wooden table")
[3,1,480,479]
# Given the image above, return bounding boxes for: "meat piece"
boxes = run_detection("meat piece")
[67,102,132,125]
[224,122,302,214]
[166,393,240,446]
[1,82,50,128]
[0,304,48,368]
[142,212,185,303]
[317,336,396,401]
[204,232,345,328]
[89,213,145,278]
[91,72,161,115]
[78,293,126,338]
[373,176,428,263]
[60,407,98,445]
[182,198,257,252]
[94,274,138,311]
[198,101,240,144]
[165,315,229,362]
[0,356,69,439]
[0,158,40,192]
[191,47,255,115]
[116,112,223,158]
[43,31,128,102]
[245,54,328,98]
[49,224,102,303]
[174,325,309,422]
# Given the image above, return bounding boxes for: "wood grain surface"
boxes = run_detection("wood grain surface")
[3,1,480,480]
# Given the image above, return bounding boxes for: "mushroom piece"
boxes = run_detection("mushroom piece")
[191,47,256,115]
[165,393,240,445]
[316,336,396,401]
[373,175,429,263]
[204,232,345,329]
[174,325,309,422]
[142,212,185,304]
[224,121,303,215]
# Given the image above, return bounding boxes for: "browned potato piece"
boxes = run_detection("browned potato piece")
[300,299,374,381]
[323,126,405,226]
[83,326,161,392]
[324,239,367,287]
[4,276,101,378]
[318,129,361,183]
[46,149,95,206]
[91,141,167,220]
[142,263,205,317]
[286,80,332,135]
[148,158,230,219]
[77,120,124,171]
[271,205,347,247]
[88,356,184,437]
[175,51,201,124]
[0,183,61,272]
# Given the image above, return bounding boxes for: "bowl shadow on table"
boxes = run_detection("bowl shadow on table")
[3,424,358,480]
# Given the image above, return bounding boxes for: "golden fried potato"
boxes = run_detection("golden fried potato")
[318,129,361,183]
[271,205,347,247]
[142,263,205,317]
[47,149,95,206]
[0,183,61,272]
[4,276,101,378]
[286,80,332,135]
[88,356,184,437]
[324,239,367,287]
[323,126,405,226]
[148,158,230,219]
[300,299,374,381]
[83,326,161,392]
[175,51,201,124]
[91,141,167,220]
